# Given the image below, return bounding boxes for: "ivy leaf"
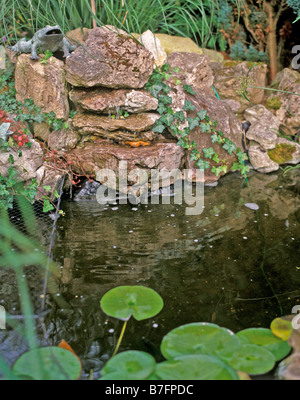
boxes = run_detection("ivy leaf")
[212,165,228,177]
[43,199,55,213]
[8,154,14,164]
[158,95,173,105]
[157,104,167,115]
[153,123,165,133]
[212,153,220,163]
[183,100,195,111]
[174,111,185,122]
[222,139,236,155]
[200,122,211,133]
[160,113,174,127]
[149,83,163,98]
[172,67,180,73]
[196,159,210,170]
[197,110,208,120]
[187,117,199,131]
[203,147,215,159]
[183,84,196,95]
[211,133,222,144]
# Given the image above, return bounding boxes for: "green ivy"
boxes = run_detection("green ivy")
[145,64,249,180]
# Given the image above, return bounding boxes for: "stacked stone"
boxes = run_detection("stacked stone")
[65,25,161,145]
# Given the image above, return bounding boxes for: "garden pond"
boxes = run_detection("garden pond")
[1,169,300,378]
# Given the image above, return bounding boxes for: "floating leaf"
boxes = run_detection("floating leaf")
[161,323,240,363]
[270,318,293,341]
[228,344,275,375]
[12,347,82,380]
[101,351,156,380]
[237,328,291,361]
[156,354,239,380]
[100,285,164,321]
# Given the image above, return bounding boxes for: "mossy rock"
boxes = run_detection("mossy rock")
[268,143,296,164]
[265,96,282,110]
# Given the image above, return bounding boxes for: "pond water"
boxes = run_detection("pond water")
[48,169,300,378]
[1,169,299,379]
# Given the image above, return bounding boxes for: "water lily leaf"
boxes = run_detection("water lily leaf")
[161,323,240,363]
[12,347,82,380]
[237,328,291,361]
[100,285,164,321]
[156,354,239,380]
[101,351,156,380]
[270,318,293,341]
[228,344,275,375]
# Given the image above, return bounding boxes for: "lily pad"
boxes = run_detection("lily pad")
[229,344,275,375]
[100,285,164,321]
[155,354,239,380]
[101,351,156,380]
[161,323,240,363]
[237,328,291,361]
[12,347,82,380]
[270,318,293,341]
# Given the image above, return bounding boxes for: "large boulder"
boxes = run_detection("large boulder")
[15,54,69,119]
[66,140,185,194]
[65,26,154,89]
[266,68,300,136]
[166,52,214,92]
[154,33,204,56]
[69,87,158,114]
[211,61,267,113]
[164,84,243,183]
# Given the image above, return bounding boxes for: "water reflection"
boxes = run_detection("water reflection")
[47,170,300,377]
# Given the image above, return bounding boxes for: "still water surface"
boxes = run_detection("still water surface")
[48,170,300,377]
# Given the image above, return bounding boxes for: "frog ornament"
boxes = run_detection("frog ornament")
[8,25,77,60]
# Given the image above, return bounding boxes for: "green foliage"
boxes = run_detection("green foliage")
[287,0,300,15]
[1,0,224,49]
[146,63,248,180]
[40,50,53,64]
[97,290,292,380]
[100,286,164,322]
[100,351,156,380]
[12,347,82,380]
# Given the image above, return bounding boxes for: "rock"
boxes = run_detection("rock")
[66,140,185,193]
[248,143,279,173]
[0,139,43,181]
[245,104,280,150]
[15,54,69,120]
[73,179,101,201]
[72,112,159,142]
[47,122,81,155]
[165,84,243,182]
[202,48,224,63]
[73,112,159,132]
[33,121,51,142]
[166,52,214,92]
[35,162,66,201]
[66,27,91,46]
[268,138,300,165]
[267,68,300,136]
[65,25,154,89]
[154,33,204,56]
[69,87,158,114]
[137,30,167,67]
[211,61,267,113]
